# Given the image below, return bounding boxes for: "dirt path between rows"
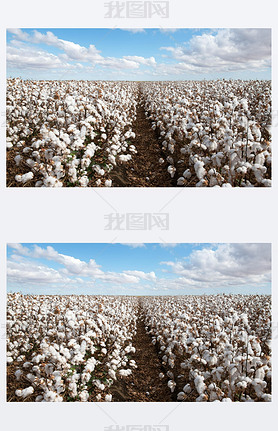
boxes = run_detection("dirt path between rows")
[110,86,173,187]
[110,300,173,401]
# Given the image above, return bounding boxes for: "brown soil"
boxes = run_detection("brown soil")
[110,301,173,401]
[110,87,173,187]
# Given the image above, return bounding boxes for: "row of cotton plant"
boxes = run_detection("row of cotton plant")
[7,78,137,187]
[7,293,138,401]
[142,294,271,401]
[142,80,271,187]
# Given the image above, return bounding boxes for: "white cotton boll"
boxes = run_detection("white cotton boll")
[236,166,247,175]
[119,154,132,162]
[14,155,22,166]
[108,155,116,165]
[194,160,206,180]
[79,176,89,187]
[159,158,164,164]
[183,169,191,179]
[105,394,112,402]
[261,394,271,402]
[177,177,185,186]
[194,375,206,395]
[104,179,112,187]
[119,369,132,377]
[96,394,102,401]
[7,357,13,364]
[159,373,164,379]
[167,380,176,393]
[35,395,43,402]
[222,398,232,402]
[79,390,90,402]
[15,172,34,183]
[196,394,208,402]
[236,381,248,390]
[196,179,208,187]
[26,373,36,383]
[261,179,271,187]
[7,142,13,149]
[167,165,176,178]
[177,391,186,401]
[15,386,34,398]
[108,369,117,380]
[183,384,191,394]
[222,183,232,188]
[15,369,23,380]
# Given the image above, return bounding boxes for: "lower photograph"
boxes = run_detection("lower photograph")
[6,243,271,402]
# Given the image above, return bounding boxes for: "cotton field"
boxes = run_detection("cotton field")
[6,78,137,187]
[7,293,271,402]
[143,80,271,187]
[6,79,271,187]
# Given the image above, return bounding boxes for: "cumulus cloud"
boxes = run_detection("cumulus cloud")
[160,243,271,289]
[7,29,156,74]
[7,243,271,293]
[7,244,155,288]
[160,28,271,74]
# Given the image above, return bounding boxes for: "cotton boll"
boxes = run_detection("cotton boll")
[79,176,89,187]
[177,391,186,401]
[177,177,185,186]
[183,169,191,179]
[196,394,208,402]
[15,172,34,184]
[15,386,34,398]
[167,165,176,178]
[15,369,23,381]
[194,161,206,180]
[167,379,176,393]
[105,394,112,402]
[194,375,206,395]
[104,179,112,187]
[79,390,90,402]
[14,155,22,166]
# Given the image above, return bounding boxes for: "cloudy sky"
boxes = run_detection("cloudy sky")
[6,28,271,80]
[7,243,271,295]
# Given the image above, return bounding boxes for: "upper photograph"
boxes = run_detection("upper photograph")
[6,28,271,187]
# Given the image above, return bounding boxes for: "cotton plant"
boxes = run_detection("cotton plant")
[142,80,271,187]
[7,79,138,187]
[143,294,271,402]
[7,293,138,402]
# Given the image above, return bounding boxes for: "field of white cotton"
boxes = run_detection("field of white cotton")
[7,293,271,402]
[143,80,271,187]
[6,79,271,187]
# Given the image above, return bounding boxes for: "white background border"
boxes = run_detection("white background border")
[0,1,277,430]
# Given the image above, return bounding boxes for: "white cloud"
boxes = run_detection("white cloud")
[160,243,271,289]
[7,259,68,285]
[7,29,156,74]
[160,28,271,74]
[7,244,154,288]
[7,243,271,293]
[123,55,156,66]
[124,270,156,281]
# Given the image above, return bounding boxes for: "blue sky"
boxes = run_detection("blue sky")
[7,243,271,295]
[6,28,271,80]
